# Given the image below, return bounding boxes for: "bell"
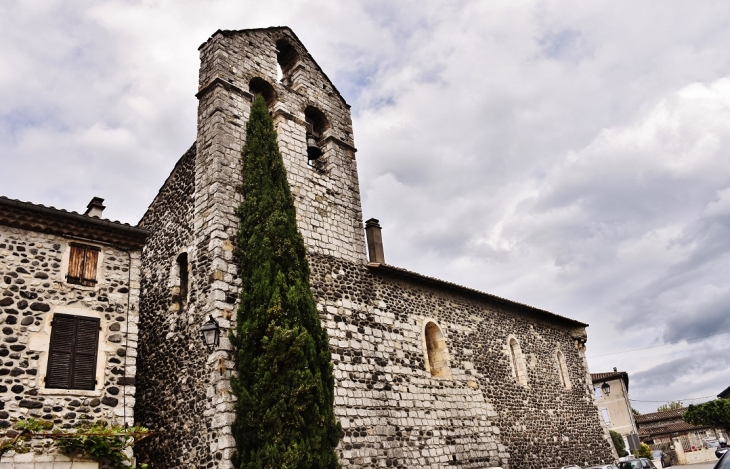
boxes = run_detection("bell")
[307,135,323,160]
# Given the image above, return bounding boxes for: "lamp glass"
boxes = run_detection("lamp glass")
[200,316,220,351]
[601,382,611,396]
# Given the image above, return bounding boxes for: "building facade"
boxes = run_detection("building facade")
[133,27,616,469]
[637,408,729,452]
[591,370,639,452]
[0,196,147,468]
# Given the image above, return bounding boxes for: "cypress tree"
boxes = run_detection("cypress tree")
[231,94,341,469]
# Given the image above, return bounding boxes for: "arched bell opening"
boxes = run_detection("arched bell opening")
[248,77,277,106]
[276,39,299,84]
[304,106,329,161]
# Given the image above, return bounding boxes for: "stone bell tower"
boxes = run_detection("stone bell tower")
[135,27,368,469]
[194,27,366,267]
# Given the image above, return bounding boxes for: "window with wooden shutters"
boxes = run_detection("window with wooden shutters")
[66,243,101,286]
[45,314,100,390]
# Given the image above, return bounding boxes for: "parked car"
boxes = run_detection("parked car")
[618,458,658,469]
[586,465,619,469]
[714,450,730,469]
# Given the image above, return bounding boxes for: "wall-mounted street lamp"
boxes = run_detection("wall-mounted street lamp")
[601,382,611,397]
[200,315,220,351]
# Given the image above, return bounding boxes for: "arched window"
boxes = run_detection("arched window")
[176,252,188,308]
[556,350,571,389]
[276,39,299,85]
[248,77,277,106]
[423,321,451,379]
[508,337,528,385]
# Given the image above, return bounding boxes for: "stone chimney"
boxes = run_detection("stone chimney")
[365,218,385,264]
[84,197,106,218]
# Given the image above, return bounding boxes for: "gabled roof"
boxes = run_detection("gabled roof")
[198,26,348,107]
[590,371,629,392]
[719,385,730,399]
[0,196,148,250]
[366,262,588,328]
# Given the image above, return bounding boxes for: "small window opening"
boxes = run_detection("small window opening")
[248,77,277,106]
[276,39,299,85]
[594,386,603,399]
[556,350,571,389]
[66,243,100,287]
[176,253,188,307]
[424,321,451,378]
[276,63,284,83]
[509,337,527,385]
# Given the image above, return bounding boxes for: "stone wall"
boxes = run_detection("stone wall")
[308,253,614,469]
[0,225,140,465]
[134,145,225,468]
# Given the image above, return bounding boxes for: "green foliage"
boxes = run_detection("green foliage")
[0,418,54,456]
[610,430,628,457]
[231,94,341,469]
[54,420,149,467]
[657,401,683,412]
[634,442,653,459]
[683,399,730,432]
[632,407,641,416]
[0,418,147,468]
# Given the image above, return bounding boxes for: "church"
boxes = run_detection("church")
[133,27,615,469]
[0,27,615,469]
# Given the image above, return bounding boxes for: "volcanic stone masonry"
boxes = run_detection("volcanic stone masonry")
[0,203,144,468]
[133,26,617,469]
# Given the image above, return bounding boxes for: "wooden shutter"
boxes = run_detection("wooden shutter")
[67,243,100,287]
[45,314,75,389]
[45,314,100,390]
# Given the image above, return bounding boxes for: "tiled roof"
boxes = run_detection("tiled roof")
[634,408,686,424]
[0,196,148,250]
[638,420,709,437]
[719,385,730,399]
[366,262,588,328]
[590,371,630,392]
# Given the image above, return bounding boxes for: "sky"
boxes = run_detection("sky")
[1,0,729,414]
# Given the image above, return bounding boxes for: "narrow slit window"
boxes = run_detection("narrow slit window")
[176,252,188,307]
[66,243,101,287]
[509,337,528,385]
[424,322,451,379]
[556,350,571,389]
[45,313,100,390]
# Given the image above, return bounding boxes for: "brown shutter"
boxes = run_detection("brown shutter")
[71,316,100,390]
[66,245,85,284]
[45,314,100,390]
[66,243,100,286]
[45,314,76,389]
[80,247,99,287]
